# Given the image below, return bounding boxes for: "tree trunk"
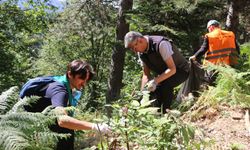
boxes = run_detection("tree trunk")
[106,0,133,115]
[225,0,241,36]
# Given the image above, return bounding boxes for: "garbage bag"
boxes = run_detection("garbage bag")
[176,60,206,101]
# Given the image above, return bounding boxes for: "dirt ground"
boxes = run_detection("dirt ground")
[191,105,250,150]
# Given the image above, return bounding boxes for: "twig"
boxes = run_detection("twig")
[125,117,130,150]
[244,109,250,134]
[97,124,104,150]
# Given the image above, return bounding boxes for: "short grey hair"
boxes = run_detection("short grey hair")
[124,31,143,48]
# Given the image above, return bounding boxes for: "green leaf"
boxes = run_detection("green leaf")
[181,127,189,145]
[138,107,159,115]
[130,100,140,107]
[140,99,156,107]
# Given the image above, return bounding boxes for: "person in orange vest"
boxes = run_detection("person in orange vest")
[189,20,240,67]
[189,20,240,85]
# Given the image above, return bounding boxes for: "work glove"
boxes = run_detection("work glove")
[146,79,157,92]
[189,55,196,61]
[92,123,111,134]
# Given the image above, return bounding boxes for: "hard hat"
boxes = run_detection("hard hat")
[207,20,220,29]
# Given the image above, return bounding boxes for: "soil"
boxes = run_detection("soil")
[190,105,250,150]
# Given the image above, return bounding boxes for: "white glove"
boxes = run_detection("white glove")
[92,123,111,134]
[146,79,157,92]
[189,55,196,61]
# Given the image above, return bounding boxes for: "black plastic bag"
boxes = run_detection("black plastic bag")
[176,61,206,101]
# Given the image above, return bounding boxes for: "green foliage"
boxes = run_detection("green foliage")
[34,0,117,109]
[0,87,69,150]
[207,65,250,106]
[189,64,250,120]
[103,91,206,149]
[237,42,250,71]
[128,0,227,57]
[230,143,246,150]
[121,53,142,98]
[0,0,55,92]
[0,86,20,115]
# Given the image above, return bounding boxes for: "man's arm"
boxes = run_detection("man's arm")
[50,106,94,130]
[154,56,176,84]
[195,37,209,57]
[57,114,94,130]
[48,84,110,133]
[141,63,151,91]
[54,107,109,133]
[154,41,176,84]
[190,37,209,60]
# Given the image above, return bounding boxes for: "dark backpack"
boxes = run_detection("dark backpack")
[19,76,55,99]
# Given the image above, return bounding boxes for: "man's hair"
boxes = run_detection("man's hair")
[67,60,95,81]
[124,31,143,48]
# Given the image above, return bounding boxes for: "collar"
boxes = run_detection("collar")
[53,75,81,107]
[143,36,150,53]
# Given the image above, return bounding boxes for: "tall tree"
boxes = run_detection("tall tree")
[226,0,250,43]
[106,0,133,107]
[225,0,242,36]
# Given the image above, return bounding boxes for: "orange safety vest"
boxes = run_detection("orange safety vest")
[204,28,239,66]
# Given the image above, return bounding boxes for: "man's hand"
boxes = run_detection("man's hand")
[146,79,157,92]
[92,123,111,134]
[189,55,196,61]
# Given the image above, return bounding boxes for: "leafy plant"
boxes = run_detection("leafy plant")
[0,87,69,150]
[99,91,208,149]
[237,42,250,71]
[230,143,246,150]
[188,64,250,121]
[0,0,55,92]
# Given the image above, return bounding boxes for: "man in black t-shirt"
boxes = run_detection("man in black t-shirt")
[21,60,110,150]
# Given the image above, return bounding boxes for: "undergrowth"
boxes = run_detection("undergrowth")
[185,64,250,121]
[86,91,211,150]
[0,87,69,150]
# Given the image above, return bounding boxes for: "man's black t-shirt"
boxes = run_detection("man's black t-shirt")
[24,81,74,150]
[24,81,69,112]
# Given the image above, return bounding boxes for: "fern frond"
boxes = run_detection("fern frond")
[1,112,46,123]
[32,131,69,147]
[0,127,29,150]
[8,96,40,113]
[1,112,57,134]
[0,111,67,149]
[0,86,20,114]
[41,105,55,115]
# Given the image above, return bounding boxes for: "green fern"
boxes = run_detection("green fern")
[209,64,250,106]
[188,64,250,120]
[0,127,29,150]
[238,42,250,71]
[0,87,69,150]
[8,96,40,113]
[0,86,20,115]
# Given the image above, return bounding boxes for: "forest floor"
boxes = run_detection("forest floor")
[79,104,250,150]
[188,104,250,150]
